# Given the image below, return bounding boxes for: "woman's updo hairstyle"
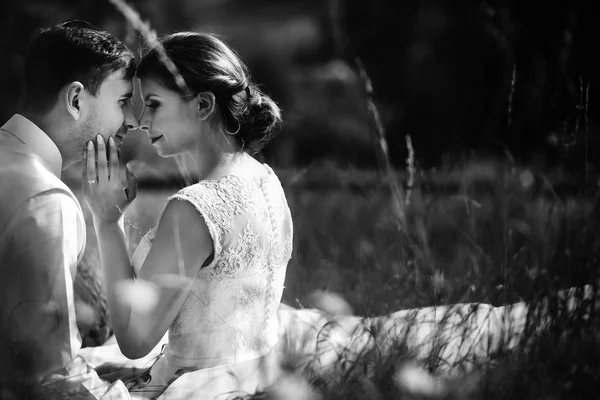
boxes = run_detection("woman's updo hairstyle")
[137,32,282,155]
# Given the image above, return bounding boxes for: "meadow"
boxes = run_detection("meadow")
[2,1,597,397]
[69,156,600,399]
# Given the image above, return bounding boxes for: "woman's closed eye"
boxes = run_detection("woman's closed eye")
[145,101,160,110]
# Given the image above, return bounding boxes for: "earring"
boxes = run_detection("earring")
[227,120,241,135]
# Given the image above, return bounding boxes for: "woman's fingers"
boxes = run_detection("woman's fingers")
[82,150,88,191]
[125,163,138,202]
[86,141,97,184]
[83,136,133,222]
[96,135,108,183]
[109,136,119,182]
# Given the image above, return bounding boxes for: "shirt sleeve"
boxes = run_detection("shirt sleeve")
[0,190,84,380]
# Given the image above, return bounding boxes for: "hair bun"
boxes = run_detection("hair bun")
[236,86,282,154]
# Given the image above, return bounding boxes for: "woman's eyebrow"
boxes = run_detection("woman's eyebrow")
[144,93,159,101]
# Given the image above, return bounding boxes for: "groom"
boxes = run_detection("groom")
[0,20,137,398]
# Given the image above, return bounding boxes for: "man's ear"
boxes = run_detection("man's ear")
[195,92,216,121]
[64,81,85,121]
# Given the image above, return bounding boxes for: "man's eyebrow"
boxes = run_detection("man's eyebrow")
[122,92,133,99]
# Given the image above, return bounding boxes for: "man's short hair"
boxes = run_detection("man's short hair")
[21,20,136,114]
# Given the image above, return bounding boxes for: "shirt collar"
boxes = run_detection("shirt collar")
[1,114,63,177]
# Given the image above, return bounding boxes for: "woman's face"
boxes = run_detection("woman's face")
[138,77,204,158]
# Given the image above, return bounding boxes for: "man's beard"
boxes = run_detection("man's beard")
[79,112,124,162]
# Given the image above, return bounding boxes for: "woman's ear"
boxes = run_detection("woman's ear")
[64,81,85,121]
[195,91,216,121]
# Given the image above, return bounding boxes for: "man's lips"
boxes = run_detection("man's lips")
[114,130,127,142]
[151,135,163,144]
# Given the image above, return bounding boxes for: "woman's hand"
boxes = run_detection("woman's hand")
[83,135,137,224]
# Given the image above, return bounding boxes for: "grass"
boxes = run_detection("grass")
[67,156,600,399]
[278,159,600,400]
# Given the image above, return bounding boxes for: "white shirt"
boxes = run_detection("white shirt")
[0,115,90,384]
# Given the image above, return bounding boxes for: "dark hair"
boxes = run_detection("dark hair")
[137,32,282,155]
[21,20,136,114]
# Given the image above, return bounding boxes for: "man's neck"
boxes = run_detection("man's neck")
[20,112,52,137]
[20,111,69,170]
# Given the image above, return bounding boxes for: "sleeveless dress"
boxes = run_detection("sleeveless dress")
[130,163,293,397]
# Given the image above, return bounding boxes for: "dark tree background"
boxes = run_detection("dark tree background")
[2,0,600,170]
[342,0,600,169]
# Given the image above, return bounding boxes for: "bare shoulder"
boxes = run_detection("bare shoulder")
[157,197,211,241]
[139,193,214,277]
[161,197,206,224]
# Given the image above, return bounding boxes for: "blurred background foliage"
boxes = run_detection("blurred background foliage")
[2,0,600,173]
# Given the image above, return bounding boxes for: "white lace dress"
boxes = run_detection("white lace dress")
[130,164,293,394]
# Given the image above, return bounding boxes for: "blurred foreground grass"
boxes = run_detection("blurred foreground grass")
[71,158,600,399]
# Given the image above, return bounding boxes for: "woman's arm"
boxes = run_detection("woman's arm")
[84,136,213,359]
[94,199,212,359]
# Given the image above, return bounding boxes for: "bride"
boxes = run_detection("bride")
[82,31,598,399]
[83,32,292,398]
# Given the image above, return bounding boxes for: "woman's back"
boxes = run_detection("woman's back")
[133,163,293,370]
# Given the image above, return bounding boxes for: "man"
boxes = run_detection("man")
[0,20,137,399]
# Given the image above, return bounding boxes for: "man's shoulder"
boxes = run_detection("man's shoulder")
[0,147,68,190]
[0,147,80,214]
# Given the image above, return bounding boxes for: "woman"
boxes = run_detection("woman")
[83,32,292,398]
[82,31,600,400]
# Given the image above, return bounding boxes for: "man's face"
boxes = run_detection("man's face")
[77,68,135,160]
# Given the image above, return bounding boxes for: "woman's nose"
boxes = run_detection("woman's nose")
[123,102,139,130]
[138,108,151,131]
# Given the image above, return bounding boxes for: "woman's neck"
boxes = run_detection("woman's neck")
[191,147,247,181]
[190,128,251,180]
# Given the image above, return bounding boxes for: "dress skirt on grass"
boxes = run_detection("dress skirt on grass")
[79,288,598,398]
[77,164,599,399]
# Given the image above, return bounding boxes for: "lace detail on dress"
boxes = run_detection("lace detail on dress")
[168,176,258,262]
[155,170,293,367]
[213,221,262,278]
[178,176,257,235]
